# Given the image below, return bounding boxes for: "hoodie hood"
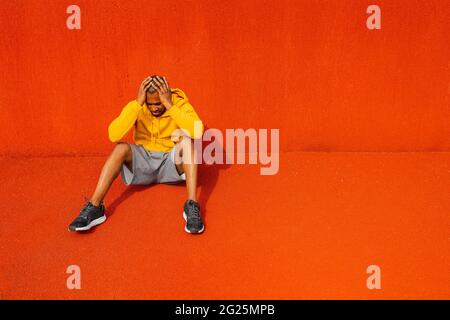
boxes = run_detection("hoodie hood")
[171,88,189,105]
[161,87,189,117]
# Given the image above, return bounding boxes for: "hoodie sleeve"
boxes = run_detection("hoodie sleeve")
[108,100,142,142]
[166,100,204,139]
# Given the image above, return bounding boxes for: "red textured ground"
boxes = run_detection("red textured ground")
[0,152,448,299]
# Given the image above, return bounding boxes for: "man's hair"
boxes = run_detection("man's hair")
[147,75,158,94]
[147,86,157,94]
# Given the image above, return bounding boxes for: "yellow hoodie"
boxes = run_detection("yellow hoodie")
[108,88,204,152]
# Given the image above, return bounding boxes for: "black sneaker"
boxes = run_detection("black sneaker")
[183,200,204,234]
[68,198,107,232]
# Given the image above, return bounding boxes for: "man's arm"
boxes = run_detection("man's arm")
[108,100,142,142]
[108,77,153,142]
[151,76,204,139]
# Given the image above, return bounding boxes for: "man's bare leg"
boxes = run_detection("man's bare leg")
[68,142,131,231]
[174,137,204,233]
[90,142,132,206]
[174,137,198,201]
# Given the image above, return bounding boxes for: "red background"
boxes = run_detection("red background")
[0,0,449,300]
[0,0,449,156]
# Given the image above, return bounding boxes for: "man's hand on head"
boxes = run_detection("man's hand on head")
[151,76,173,110]
[137,76,153,106]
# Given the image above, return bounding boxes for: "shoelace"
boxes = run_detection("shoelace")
[79,196,103,219]
[188,202,201,220]
[79,196,94,219]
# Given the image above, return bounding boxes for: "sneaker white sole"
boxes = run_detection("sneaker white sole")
[183,211,205,234]
[71,215,107,232]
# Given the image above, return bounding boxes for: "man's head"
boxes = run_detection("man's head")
[146,75,166,117]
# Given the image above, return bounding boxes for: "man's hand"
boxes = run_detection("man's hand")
[151,76,173,109]
[136,76,153,106]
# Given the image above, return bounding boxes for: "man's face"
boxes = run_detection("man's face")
[146,91,165,117]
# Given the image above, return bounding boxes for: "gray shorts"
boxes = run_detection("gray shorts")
[120,143,186,186]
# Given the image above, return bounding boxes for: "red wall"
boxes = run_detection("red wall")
[0,0,449,156]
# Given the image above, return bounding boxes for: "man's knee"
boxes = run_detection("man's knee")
[175,137,196,166]
[112,142,132,162]
[178,136,194,151]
